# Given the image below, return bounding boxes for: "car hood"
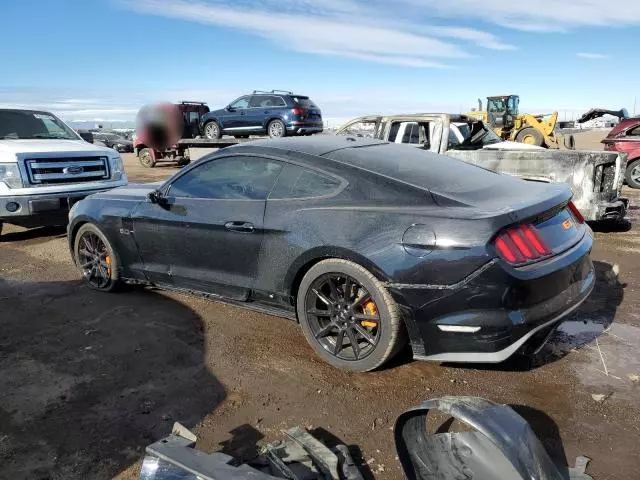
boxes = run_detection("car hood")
[482,141,545,150]
[89,182,162,201]
[0,139,115,155]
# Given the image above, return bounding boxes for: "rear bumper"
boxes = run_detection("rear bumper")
[391,232,595,363]
[287,123,323,134]
[0,186,122,227]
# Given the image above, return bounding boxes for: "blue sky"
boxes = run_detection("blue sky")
[1,0,639,124]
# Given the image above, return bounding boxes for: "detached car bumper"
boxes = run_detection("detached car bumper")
[0,186,122,227]
[391,232,595,363]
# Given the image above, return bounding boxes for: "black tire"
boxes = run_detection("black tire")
[268,119,287,138]
[296,259,406,372]
[625,159,640,189]
[0,222,3,238]
[563,134,575,150]
[204,121,222,139]
[515,127,545,147]
[73,223,123,292]
[138,148,156,168]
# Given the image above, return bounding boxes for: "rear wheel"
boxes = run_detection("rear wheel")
[625,159,640,189]
[515,127,545,147]
[296,259,406,372]
[204,121,221,139]
[268,119,286,138]
[74,223,122,292]
[138,148,156,168]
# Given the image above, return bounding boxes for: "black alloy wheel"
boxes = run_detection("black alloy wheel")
[297,259,405,371]
[305,273,381,361]
[74,224,121,292]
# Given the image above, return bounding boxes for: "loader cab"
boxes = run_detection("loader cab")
[486,95,519,131]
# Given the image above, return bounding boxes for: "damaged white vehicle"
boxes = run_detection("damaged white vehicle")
[336,114,629,222]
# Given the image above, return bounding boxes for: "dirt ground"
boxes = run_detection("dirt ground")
[1,131,639,479]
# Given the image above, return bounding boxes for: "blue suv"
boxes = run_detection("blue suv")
[200,90,323,139]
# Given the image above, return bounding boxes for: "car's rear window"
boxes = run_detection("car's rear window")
[292,97,316,108]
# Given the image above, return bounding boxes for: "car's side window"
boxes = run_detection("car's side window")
[169,156,283,200]
[270,95,286,107]
[230,96,250,109]
[269,164,342,199]
[627,125,640,137]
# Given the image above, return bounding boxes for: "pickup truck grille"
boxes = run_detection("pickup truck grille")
[25,156,110,185]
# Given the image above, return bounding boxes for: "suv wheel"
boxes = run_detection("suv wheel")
[204,121,221,139]
[268,119,286,138]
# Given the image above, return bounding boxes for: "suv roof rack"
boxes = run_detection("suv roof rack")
[180,101,208,105]
[253,90,293,95]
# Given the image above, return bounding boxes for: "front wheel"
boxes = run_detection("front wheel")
[515,127,545,147]
[296,259,406,372]
[625,159,640,189]
[73,223,122,292]
[268,119,286,138]
[138,148,156,168]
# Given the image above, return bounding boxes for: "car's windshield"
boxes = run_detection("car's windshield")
[449,121,502,149]
[0,110,80,140]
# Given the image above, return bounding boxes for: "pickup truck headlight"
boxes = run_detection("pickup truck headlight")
[110,155,124,180]
[0,163,23,189]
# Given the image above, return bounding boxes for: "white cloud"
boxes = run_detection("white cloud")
[577,52,609,60]
[407,0,640,32]
[125,0,516,68]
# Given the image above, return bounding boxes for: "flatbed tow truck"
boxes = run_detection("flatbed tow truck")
[134,101,255,168]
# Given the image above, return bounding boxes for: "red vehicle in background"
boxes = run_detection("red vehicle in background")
[602,117,640,189]
[134,101,245,168]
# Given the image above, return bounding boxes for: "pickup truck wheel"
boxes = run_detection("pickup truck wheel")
[138,148,156,168]
[625,159,640,189]
[268,119,286,138]
[74,223,122,292]
[515,127,545,147]
[204,121,222,139]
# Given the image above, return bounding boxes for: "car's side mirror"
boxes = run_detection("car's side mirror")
[226,105,235,112]
[148,190,166,205]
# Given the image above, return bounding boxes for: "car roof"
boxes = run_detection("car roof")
[229,136,506,195]
[233,135,386,157]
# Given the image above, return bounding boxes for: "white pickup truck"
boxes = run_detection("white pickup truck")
[0,109,128,236]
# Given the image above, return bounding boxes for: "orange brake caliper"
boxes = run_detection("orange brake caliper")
[361,300,378,328]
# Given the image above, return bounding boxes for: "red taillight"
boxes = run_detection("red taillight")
[291,107,305,116]
[567,201,585,224]
[494,224,550,265]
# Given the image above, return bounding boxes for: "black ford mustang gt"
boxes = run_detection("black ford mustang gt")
[68,136,594,371]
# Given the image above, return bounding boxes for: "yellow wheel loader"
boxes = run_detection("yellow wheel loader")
[466,95,574,149]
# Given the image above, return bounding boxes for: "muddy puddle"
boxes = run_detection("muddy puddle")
[543,318,640,400]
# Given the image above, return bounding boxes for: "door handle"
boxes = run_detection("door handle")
[264,110,270,114]
[225,221,255,233]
